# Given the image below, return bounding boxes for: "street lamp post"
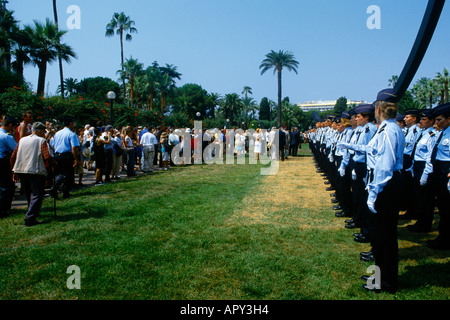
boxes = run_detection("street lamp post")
[107,91,116,126]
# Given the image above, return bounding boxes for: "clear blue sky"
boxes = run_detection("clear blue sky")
[8,0,450,105]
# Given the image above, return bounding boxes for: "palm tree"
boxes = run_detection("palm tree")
[260,50,299,127]
[241,96,258,124]
[10,26,32,82]
[57,77,78,97]
[411,77,439,109]
[144,63,161,111]
[24,18,77,96]
[220,93,242,125]
[242,86,252,99]
[388,75,398,88]
[435,68,449,103]
[208,92,221,118]
[0,9,19,71]
[117,56,143,108]
[105,12,137,98]
[158,72,174,114]
[160,63,182,84]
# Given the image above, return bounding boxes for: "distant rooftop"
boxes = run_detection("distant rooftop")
[298,100,366,112]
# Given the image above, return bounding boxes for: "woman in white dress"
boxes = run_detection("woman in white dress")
[254,128,262,160]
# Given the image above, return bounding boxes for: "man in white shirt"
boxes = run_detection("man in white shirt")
[140,126,158,173]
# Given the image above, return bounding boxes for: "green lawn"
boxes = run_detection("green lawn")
[1,146,449,300]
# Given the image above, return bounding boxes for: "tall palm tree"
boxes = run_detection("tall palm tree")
[24,18,76,96]
[158,72,174,114]
[435,68,449,103]
[105,12,137,99]
[117,56,143,108]
[144,63,161,111]
[260,50,299,127]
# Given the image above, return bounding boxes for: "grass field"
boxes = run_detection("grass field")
[0,145,449,300]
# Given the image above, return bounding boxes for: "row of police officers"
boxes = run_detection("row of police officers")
[308,88,450,293]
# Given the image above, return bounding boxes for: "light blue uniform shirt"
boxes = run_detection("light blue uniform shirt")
[404,124,420,156]
[0,128,17,159]
[423,126,450,177]
[50,127,80,153]
[342,122,377,164]
[413,127,438,162]
[334,127,352,157]
[366,119,405,207]
[340,127,358,169]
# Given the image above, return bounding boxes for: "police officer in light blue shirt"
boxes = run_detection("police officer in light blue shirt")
[337,104,377,242]
[0,116,18,217]
[363,88,405,294]
[420,103,450,250]
[400,109,422,218]
[406,110,438,232]
[49,116,80,199]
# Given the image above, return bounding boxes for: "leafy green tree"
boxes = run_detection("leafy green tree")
[24,18,76,96]
[76,77,120,103]
[259,97,271,121]
[334,96,348,115]
[171,83,213,119]
[259,50,299,127]
[105,12,137,98]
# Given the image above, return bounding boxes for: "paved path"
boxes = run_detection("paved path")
[10,165,165,210]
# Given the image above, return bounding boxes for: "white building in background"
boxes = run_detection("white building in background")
[298,100,366,112]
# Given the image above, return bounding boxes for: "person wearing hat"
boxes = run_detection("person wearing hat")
[0,116,18,218]
[48,116,80,199]
[337,104,377,242]
[362,88,405,293]
[11,122,57,226]
[395,115,407,135]
[420,103,450,250]
[400,109,422,219]
[406,109,439,233]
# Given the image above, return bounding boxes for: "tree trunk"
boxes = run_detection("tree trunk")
[277,68,282,127]
[120,28,126,100]
[130,77,134,108]
[37,61,47,96]
[149,86,154,110]
[53,0,65,99]
[445,81,448,103]
[161,91,165,113]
